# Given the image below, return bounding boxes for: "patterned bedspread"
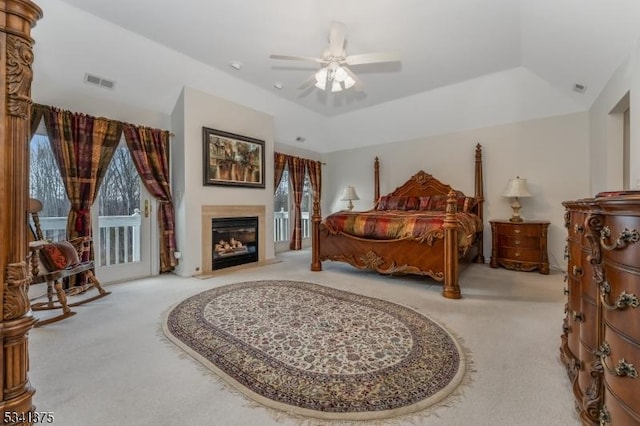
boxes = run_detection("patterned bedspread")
[323,210,482,247]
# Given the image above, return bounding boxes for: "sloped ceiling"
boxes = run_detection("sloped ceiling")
[31,0,640,152]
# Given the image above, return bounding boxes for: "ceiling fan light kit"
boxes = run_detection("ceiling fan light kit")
[314,64,356,92]
[270,21,400,93]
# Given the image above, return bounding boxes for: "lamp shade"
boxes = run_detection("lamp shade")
[340,185,360,201]
[502,177,532,198]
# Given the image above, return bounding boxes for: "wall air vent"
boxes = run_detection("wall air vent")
[84,73,116,90]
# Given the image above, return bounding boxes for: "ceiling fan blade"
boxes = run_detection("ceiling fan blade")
[345,51,401,66]
[270,54,324,63]
[342,66,364,91]
[328,21,347,57]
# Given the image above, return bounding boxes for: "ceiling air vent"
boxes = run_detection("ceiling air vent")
[84,73,116,90]
[573,83,586,94]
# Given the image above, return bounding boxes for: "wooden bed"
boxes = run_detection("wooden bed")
[310,144,485,299]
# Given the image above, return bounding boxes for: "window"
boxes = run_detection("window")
[301,173,311,239]
[29,133,69,242]
[274,168,289,242]
[273,166,313,244]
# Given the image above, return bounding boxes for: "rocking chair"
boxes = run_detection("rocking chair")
[28,198,111,326]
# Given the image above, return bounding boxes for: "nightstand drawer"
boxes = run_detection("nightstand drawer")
[498,235,540,249]
[493,223,543,237]
[497,247,541,263]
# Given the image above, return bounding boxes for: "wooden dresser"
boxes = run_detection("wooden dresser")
[489,220,550,274]
[561,195,640,425]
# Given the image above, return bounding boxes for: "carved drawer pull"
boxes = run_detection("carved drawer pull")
[597,341,638,379]
[572,311,583,322]
[574,223,584,234]
[599,406,610,425]
[514,228,521,234]
[563,287,569,296]
[600,281,639,311]
[514,252,520,257]
[600,226,640,251]
[514,239,521,245]
[572,265,583,277]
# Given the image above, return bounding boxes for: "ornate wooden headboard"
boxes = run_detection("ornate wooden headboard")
[374,144,484,204]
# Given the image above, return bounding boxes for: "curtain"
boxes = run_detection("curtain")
[123,124,177,272]
[305,159,322,207]
[287,156,306,250]
[42,107,122,245]
[274,152,287,194]
[30,104,44,139]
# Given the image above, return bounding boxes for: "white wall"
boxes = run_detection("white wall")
[590,40,640,193]
[323,112,590,271]
[171,87,276,277]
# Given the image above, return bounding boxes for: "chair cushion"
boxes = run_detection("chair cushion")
[40,241,80,271]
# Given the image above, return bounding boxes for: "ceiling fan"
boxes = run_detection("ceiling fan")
[270,21,400,93]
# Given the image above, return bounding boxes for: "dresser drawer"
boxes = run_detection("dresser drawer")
[602,265,640,341]
[579,297,598,350]
[602,387,640,425]
[600,324,640,412]
[601,215,640,268]
[567,211,588,244]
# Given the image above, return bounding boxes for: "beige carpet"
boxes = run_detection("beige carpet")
[28,250,580,425]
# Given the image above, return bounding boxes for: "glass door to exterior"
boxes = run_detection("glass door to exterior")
[93,141,153,283]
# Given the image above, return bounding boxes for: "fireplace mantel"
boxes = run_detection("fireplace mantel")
[201,205,266,276]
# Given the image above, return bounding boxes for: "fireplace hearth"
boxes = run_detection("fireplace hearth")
[212,216,258,270]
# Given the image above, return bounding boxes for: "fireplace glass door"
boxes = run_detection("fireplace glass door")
[212,216,258,270]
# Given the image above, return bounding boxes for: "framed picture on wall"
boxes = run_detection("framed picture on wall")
[202,127,265,188]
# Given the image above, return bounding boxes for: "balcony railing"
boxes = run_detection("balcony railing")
[35,213,141,267]
[38,210,309,260]
[274,210,310,242]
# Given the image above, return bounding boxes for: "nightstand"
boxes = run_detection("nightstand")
[489,220,550,274]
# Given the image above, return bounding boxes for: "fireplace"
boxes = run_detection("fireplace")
[212,216,258,270]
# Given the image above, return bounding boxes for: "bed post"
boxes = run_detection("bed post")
[442,190,461,299]
[474,143,485,264]
[310,198,322,271]
[374,157,380,203]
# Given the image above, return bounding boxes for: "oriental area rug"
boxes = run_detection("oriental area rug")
[163,280,467,421]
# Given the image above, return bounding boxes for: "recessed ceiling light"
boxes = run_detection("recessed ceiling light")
[273,82,283,90]
[229,61,242,70]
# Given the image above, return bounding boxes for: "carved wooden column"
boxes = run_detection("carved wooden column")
[310,199,322,271]
[442,190,461,299]
[0,1,43,424]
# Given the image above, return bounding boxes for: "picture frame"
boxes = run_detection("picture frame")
[202,127,265,188]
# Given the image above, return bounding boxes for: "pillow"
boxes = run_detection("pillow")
[427,195,448,211]
[376,195,400,210]
[418,196,432,211]
[376,196,420,211]
[420,195,478,212]
[39,241,80,272]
